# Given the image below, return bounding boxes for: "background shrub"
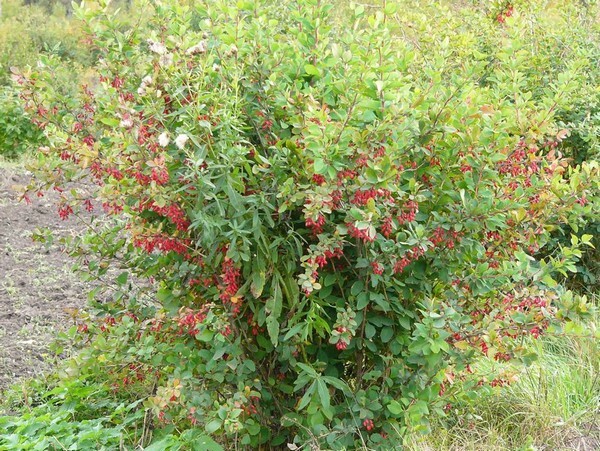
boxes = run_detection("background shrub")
[0,0,92,85]
[0,0,95,159]
[0,88,45,159]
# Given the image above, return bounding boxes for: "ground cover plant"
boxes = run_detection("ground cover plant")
[1,0,599,449]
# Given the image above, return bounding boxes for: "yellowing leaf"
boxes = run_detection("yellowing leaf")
[453,340,469,350]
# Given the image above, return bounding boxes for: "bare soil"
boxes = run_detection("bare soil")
[0,163,89,390]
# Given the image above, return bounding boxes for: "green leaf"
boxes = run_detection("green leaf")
[542,273,557,288]
[100,117,120,127]
[304,64,320,76]
[266,317,280,347]
[283,323,305,341]
[298,382,316,410]
[581,234,595,248]
[116,272,128,285]
[246,420,261,436]
[351,280,364,296]
[144,438,178,451]
[380,326,393,343]
[365,323,376,339]
[184,432,224,450]
[296,363,318,378]
[265,278,283,346]
[365,168,379,184]
[250,270,266,298]
[356,292,369,310]
[317,379,331,410]
[205,419,222,434]
[322,376,349,393]
[387,400,403,415]
[314,158,327,174]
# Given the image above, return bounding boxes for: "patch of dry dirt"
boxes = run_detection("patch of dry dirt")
[0,163,89,390]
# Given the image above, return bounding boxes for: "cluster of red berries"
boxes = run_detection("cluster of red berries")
[393,246,425,274]
[105,166,124,181]
[480,341,489,355]
[380,216,393,238]
[397,200,418,224]
[430,227,461,250]
[529,325,543,339]
[177,308,208,337]
[110,76,124,89]
[133,233,190,255]
[496,3,514,23]
[246,314,264,336]
[59,150,80,164]
[312,174,326,185]
[138,200,190,231]
[485,249,501,269]
[306,214,326,234]
[363,419,375,431]
[336,339,348,351]
[498,141,540,179]
[494,352,511,362]
[151,167,170,185]
[393,256,411,274]
[99,316,117,333]
[58,204,73,220]
[337,169,358,181]
[220,325,232,337]
[219,257,242,315]
[89,161,104,181]
[120,91,135,103]
[347,222,375,242]
[137,124,153,146]
[122,363,146,386]
[500,295,550,338]
[87,159,127,184]
[102,201,124,215]
[311,246,344,269]
[238,396,260,416]
[351,188,393,207]
[490,378,511,387]
[83,199,94,212]
[371,261,384,275]
[126,168,151,185]
[82,135,95,147]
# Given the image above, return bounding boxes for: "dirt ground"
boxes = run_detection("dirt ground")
[0,162,89,390]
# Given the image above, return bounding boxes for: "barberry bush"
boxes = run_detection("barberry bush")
[6,0,599,448]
